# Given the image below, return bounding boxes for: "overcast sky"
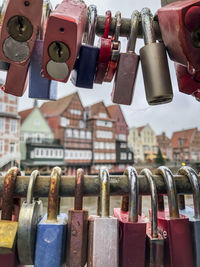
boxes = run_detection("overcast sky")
[5,0,200,138]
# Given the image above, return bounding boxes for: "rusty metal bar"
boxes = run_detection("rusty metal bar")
[93,15,162,40]
[0,174,199,198]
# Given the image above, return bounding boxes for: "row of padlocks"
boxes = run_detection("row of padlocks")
[0,165,199,267]
[0,0,200,104]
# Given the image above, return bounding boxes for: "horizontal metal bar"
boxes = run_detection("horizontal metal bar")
[0,174,198,198]
[94,15,162,40]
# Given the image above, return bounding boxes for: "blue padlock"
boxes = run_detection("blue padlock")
[29,39,57,100]
[34,167,67,267]
[70,5,99,89]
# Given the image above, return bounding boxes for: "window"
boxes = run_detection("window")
[0,103,5,112]
[0,140,4,154]
[98,113,107,118]
[10,143,15,153]
[65,149,92,160]
[73,129,79,138]
[0,118,5,132]
[34,120,41,126]
[96,120,112,128]
[120,153,127,160]
[118,134,126,141]
[80,130,85,139]
[8,94,16,101]
[70,109,81,116]
[10,119,17,133]
[66,128,72,137]
[60,117,69,127]
[120,143,126,148]
[96,131,112,139]
[86,131,92,139]
[128,153,132,160]
[79,120,84,128]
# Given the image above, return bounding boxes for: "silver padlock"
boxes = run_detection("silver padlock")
[178,166,200,267]
[17,170,43,265]
[88,168,119,267]
[140,8,173,105]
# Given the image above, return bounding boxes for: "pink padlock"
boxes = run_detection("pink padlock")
[42,0,87,83]
[1,62,29,96]
[0,0,43,65]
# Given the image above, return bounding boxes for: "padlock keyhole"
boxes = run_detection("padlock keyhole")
[56,42,62,58]
[18,17,24,35]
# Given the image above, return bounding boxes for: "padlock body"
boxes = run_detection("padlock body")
[29,40,57,100]
[113,208,146,267]
[17,200,43,265]
[66,209,88,267]
[71,45,99,89]
[157,209,194,267]
[2,61,29,96]
[0,0,43,64]
[34,213,67,267]
[88,215,118,267]
[145,222,164,267]
[43,0,87,82]
[140,42,173,105]
[0,220,18,267]
[112,52,139,105]
[158,1,200,71]
[180,206,200,267]
[175,63,200,95]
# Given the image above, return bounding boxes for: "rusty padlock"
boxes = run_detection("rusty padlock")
[42,0,87,82]
[158,0,200,72]
[0,167,21,267]
[111,10,140,105]
[66,168,88,267]
[0,0,43,64]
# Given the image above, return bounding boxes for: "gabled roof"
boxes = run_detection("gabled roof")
[171,128,197,148]
[107,104,128,126]
[138,126,145,133]
[19,108,34,124]
[86,101,111,118]
[40,92,77,117]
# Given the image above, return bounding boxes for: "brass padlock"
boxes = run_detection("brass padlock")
[140,8,173,105]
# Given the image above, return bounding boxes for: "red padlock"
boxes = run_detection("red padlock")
[42,0,87,83]
[0,0,43,65]
[0,167,21,267]
[175,63,200,99]
[94,10,112,84]
[1,61,29,96]
[158,0,200,72]
[155,166,194,267]
[113,167,146,267]
[103,11,121,83]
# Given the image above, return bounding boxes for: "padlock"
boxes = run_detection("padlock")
[0,0,43,64]
[42,0,87,82]
[178,166,200,267]
[161,0,179,6]
[175,62,200,99]
[1,61,29,96]
[140,168,164,267]
[88,168,119,267]
[156,166,194,267]
[158,0,200,72]
[17,170,43,265]
[0,167,21,267]
[34,167,67,267]
[111,10,140,105]
[70,5,99,89]
[104,11,121,83]
[94,10,112,84]
[113,167,146,267]
[140,8,173,105]
[66,168,88,267]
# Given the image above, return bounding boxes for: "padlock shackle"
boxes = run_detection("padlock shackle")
[99,168,110,217]
[126,166,139,222]
[114,11,121,42]
[47,167,61,221]
[178,166,200,219]
[141,8,156,45]
[87,5,97,46]
[141,168,158,238]
[103,10,112,38]
[26,170,40,204]
[127,10,140,53]
[156,166,179,218]
[120,196,129,212]
[2,167,21,221]
[74,168,84,210]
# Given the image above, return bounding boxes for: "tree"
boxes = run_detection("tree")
[155,148,165,166]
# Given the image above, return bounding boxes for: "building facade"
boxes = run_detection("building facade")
[0,90,20,171]
[171,128,200,162]
[128,124,158,163]
[156,132,172,160]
